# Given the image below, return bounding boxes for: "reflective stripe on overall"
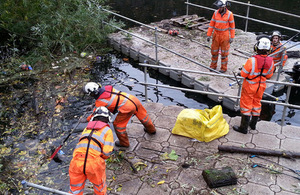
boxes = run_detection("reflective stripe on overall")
[240,56,274,116]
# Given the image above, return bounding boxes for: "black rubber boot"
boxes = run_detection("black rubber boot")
[144,128,156,135]
[115,140,129,148]
[233,115,250,134]
[249,116,259,130]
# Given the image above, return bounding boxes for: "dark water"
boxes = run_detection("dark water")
[108,0,300,39]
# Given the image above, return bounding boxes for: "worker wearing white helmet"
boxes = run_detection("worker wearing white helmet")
[83,82,156,148]
[270,30,288,68]
[233,37,275,134]
[207,0,235,73]
[69,106,114,195]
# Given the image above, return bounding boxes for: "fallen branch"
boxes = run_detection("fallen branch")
[218,145,300,159]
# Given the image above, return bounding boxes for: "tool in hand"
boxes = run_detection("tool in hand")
[50,110,90,160]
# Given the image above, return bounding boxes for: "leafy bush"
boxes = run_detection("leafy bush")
[0,0,123,69]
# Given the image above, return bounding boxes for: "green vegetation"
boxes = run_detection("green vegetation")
[0,0,123,71]
[0,1,124,193]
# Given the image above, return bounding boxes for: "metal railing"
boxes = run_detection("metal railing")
[184,0,300,78]
[100,7,219,73]
[140,64,300,127]
[22,180,71,195]
[185,0,300,33]
[100,7,300,127]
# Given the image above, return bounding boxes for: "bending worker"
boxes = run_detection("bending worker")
[270,30,288,69]
[207,0,235,73]
[69,107,114,195]
[84,82,156,148]
[233,37,274,134]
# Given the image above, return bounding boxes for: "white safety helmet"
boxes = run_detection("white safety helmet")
[214,0,227,8]
[257,37,271,50]
[271,31,282,40]
[91,106,112,123]
[83,82,100,96]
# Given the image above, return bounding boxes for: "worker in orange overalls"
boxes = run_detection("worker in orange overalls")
[83,82,156,148]
[207,0,235,73]
[270,30,288,70]
[233,37,275,134]
[69,106,114,195]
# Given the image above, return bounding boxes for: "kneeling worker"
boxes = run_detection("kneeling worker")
[233,37,274,134]
[83,82,156,148]
[69,107,114,195]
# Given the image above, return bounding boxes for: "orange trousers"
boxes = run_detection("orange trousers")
[210,31,230,72]
[69,154,107,195]
[240,82,266,116]
[114,95,156,147]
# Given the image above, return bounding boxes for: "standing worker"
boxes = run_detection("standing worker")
[233,38,275,134]
[207,0,235,73]
[83,82,156,148]
[270,30,288,69]
[69,107,114,195]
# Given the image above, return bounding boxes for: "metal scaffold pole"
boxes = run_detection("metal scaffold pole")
[22,180,72,195]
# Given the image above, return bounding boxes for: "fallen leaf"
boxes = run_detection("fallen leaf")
[19,151,27,155]
[134,162,147,168]
[157,180,165,185]
[168,150,179,161]
[117,187,122,192]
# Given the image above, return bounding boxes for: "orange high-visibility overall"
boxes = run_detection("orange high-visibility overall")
[270,43,288,67]
[87,86,156,147]
[207,8,235,72]
[69,121,114,195]
[240,55,274,116]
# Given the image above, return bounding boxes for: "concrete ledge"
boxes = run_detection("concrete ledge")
[121,45,130,56]
[194,80,207,91]
[158,62,170,76]
[223,97,239,111]
[170,70,182,82]
[130,49,139,61]
[138,53,149,64]
[181,73,195,88]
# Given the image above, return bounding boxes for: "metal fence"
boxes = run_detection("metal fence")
[185,0,300,82]
[100,7,300,127]
[140,64,300,127]
[185,0,300,33]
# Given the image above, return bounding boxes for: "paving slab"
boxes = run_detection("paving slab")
[105,103,300,195]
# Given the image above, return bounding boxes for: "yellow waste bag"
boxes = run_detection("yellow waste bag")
[172,105,229,142]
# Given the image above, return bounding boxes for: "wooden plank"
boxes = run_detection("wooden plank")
[188,21,209,28]
[181,17,205,25]
[170,15,195,22]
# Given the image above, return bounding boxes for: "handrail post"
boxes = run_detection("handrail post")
[235,80,242,110]
[274,48,286,91]
[245,1,251,32]
[280,79,293,127]
[186,0,189,16]
[144,65,148,102]
[277,50,286,81]
[21,180,72,195]
[155,27,158,64]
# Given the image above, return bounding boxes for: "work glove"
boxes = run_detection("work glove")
[207,36,211,42]
[229,38,233,44]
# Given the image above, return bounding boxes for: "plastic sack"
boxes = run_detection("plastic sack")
[172,105,229,142]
